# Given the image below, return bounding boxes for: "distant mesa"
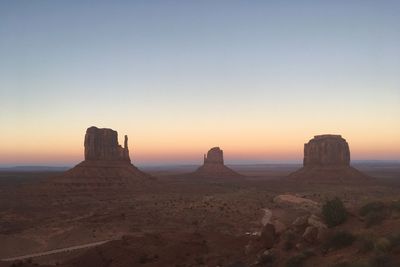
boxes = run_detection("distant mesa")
[50,126,152,187]
[204,147,224,165]
[289,134,369,182]
[303,134,350,167]
[191,147,243,179]
[84,126,130,162]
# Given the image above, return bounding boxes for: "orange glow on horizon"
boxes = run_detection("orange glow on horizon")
[1,118,399,165]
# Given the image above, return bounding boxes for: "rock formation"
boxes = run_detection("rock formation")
[203,147,224,165]
[84,126,130,162]
[303,134,350,167]
[289,134,369,182]
[50,126,152,188]
[191,147,243,179]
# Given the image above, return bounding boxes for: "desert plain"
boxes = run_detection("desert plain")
[0,160,399,267]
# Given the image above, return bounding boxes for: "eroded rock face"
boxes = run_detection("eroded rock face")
[288,134,369,182]
[204,147,224,165]
[49,126,152,188]
[84,126,130,162]
[303,135,350,166]
[190,147,242,178]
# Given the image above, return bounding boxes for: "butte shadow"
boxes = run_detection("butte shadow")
[48,126,153,188]
[186,147,244,179]
[288,134,370,183]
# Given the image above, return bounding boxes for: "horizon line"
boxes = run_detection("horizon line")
[1,159,400,169]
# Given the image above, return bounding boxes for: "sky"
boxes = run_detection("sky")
[0,0,399,166]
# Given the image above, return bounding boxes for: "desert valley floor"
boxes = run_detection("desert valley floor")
[0,162,399,267]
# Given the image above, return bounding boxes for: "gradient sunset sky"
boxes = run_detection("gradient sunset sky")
[1,1,399,166]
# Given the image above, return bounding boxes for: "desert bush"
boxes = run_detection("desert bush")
[369,254,394,267]
[388,233,400,249]
[365,211,387,227]
[374,237,391,253]
[324,231,355,251]
[138,253,150,264]
[390,200,400,210]
[283,232,296,251]
[195,256,205,265]
[359,201,387,227]
[322,197,348,227]
[285,250,314,267]
[359,201,385,216]
[356,233,375,253]
[331,255,395,267]
[258,251,275,266]
[330,262,370,267]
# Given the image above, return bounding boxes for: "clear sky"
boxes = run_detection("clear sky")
[1,1,399,166]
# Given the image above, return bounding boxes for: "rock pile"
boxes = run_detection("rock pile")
[50,126,152,188]
[289,134,369,182]
[191,147,243,179]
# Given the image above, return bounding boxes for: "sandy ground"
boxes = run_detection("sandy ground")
[0,162,399,266]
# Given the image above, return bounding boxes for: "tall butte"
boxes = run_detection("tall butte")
[191,147,243,178]
[289,134,369,182]
[50,126,152,187]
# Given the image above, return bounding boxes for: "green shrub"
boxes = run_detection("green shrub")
[324,231,355,251]
[322,197,348,227]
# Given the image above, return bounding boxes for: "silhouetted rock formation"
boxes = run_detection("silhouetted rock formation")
[84,126,130,162]
[50,126,152,188]
[191,147,243,179]
[204,147,224,165]
[289,134,369,182]
[304,134,350,166]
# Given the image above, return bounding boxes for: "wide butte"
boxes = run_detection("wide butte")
[289,134,369,182]
[190,147,243,179]
[48,126,152,188]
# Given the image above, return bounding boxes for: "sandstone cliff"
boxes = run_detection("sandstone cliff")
[49,126,152,188]
[289,134,369,182]
[304,135,350,166]
[84,126,130,162]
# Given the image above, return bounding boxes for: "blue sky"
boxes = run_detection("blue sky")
[0,1,399,165]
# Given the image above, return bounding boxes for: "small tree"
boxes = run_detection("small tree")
[322,197,348,227]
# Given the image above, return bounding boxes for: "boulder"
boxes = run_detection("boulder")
[308,214,327,229]
[271,219,287,235]
[292,215,309,227]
